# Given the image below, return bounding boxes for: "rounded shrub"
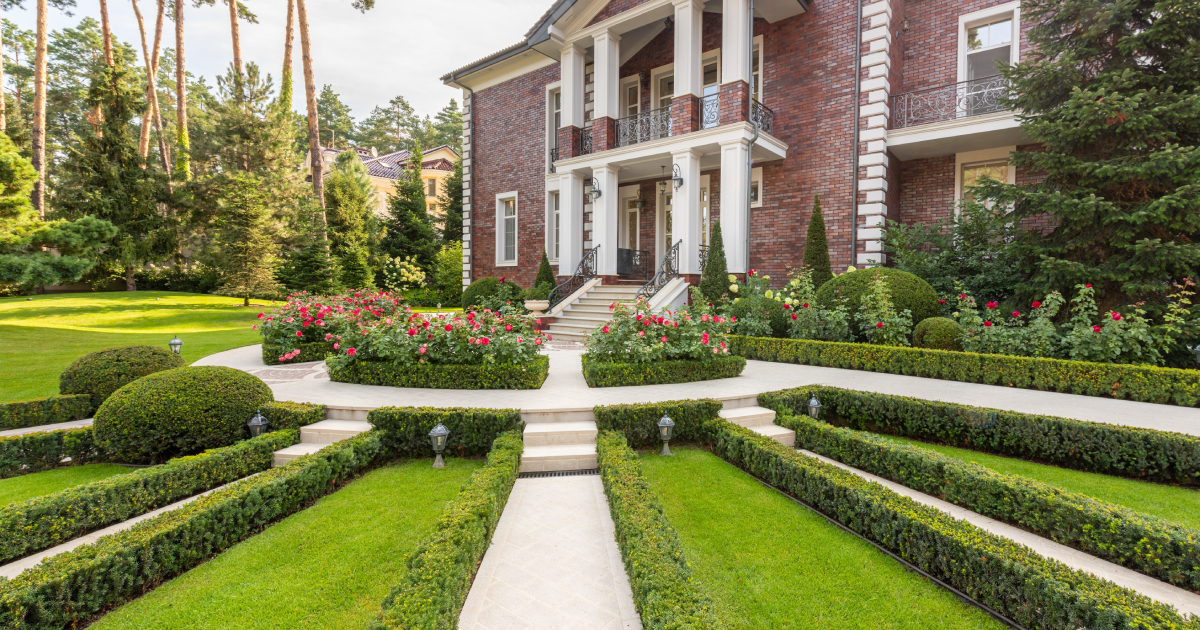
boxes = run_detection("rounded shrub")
[94,366,274,464]
[462,277,500,309]
[816,268,939,328]
[913,317,964,351]
[59,345,186,410]
[730,295,789,338]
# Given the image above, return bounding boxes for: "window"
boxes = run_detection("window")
[426,178,437,197]
[624,83,640,117]
[966,18,1012,81]
[750,167,763,208]
[658,74,674,110]
[961,161,1008,209]
[751,42,763,102]
[547,191,560,260]
[497,194,518,264]
[702,58,720,129]
[548,87,562,172]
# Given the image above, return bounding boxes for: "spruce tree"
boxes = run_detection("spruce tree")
[277,236,342,294]
[324,150,373,254]
[380,149,438,271]
[803,195,833,290]
[213,172,281,305]
[699,219,730,304]
[535,249,556,288]
[437,158,463,243]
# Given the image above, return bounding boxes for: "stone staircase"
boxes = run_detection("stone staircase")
[520,419,598,473]
[272,419,372,466]
[546,284,641,342]
[718,406,796,447]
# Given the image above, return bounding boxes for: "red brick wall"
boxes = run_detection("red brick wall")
[898,154,955,225]
[898,0,1036,93]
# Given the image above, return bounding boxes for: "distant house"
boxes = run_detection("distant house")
[303,144,461,222]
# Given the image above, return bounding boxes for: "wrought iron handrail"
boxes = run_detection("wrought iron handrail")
[548,244,600,310]
[618,248,652,279]
[750,98,774,135]
[549,146,558,173]
[698,244,710,272]
[700,94,720,129]
[617,106,673,148]
[637,239,682,301]
[889,75,1009,130]
[579,126,593,155]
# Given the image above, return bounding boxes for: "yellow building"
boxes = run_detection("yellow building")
[303,144,460,223]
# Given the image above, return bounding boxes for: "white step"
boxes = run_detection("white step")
[554,314,612,326]
[566,305,616,315]
[521,408,596,424]
[523,421,597,446]
[751,424,796,447]
[719,406,777,428]
[300,420,372,444]
[273,443,324,466]
[520,444,598,473]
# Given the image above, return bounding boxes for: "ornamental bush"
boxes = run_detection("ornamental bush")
[461,277,499,309]
[0,427,103,479]
[912,317,963,351]
[94,366,274,464]
[59,345,185,410]
[815,268,939,336]
[854,270,913,346]
[581,355,745,387]
[330,356,549,390]
[367,406,523,458]
[729,295,788,338]
[593,398,722,448]
[256,290,408,363]
[585,297,734,363]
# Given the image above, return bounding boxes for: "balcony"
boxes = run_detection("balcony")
[886,76,1026,161]
[617,106,673,148]
[890,76,1009,130]
[751,99,774,135]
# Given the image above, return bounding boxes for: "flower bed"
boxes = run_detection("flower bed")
[367,406,523,458]
[581,355,745,387]
[256,290,409,364]
[0,394,92,431]
[0,427,103,479]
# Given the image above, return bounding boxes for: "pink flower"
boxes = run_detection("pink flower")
[482,337,490,345]
[517,336,524,343]
[638,330,645,337]
[1032,301,1042,308]
[712,347,719,354]
[536,318,543,325]
[257,312,264,319]
[1085,283,1092,288]
[385,318,392,325]
[1012,311,1021,318]
[296,330,304,337]
[1093,325,1102,333]
[500,277,506,283]
[535,337,544,345]
[284,317,294,323]
[419,346,427,354]
[984,321,993,327]
[407,329,417,336]
[301,321,310,327]
[505,324,513,332]
[602,326,610,333]
[731,316,738,323]
[548,334,553,341]
[445,324,453,331]
[783,304,791,310]
[333,343,339,350]
[958,294,966,299]
[661,336,668,342]
[803,303,809,309]
[1112,312,1121,321]
[701,332,710,345]
[609,302,616,311]
[876,322,883,329]
[938,299,946,304]
[701,314,709,322]
[347,347,357,356]
[986,302,998,310]
[252,325,258,330]
[791,313,798,321]
[325,333,333,340]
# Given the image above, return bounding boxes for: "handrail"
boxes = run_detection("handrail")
[548,244,600,310]
[700,93,720,129]
[617,106,673,147]
[636,239,682,301]
[750,98,774,135]
[698,244,710,273]
[889,76,1009,130]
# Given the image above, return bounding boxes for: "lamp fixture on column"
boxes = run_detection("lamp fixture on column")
[663,15,673,30]
[635,187,646,210]
[897,16,911,39]
[658,165,669,195]
[588,177,602,203]
[672,164,684,191]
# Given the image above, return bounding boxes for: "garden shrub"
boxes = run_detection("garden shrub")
[461,277,499,309]
[260,401,326,431]
[593,398,722,448]
[534,249,556,289]
[0,394,92,431]
[257,290,409,363]
[815,268,939,332]
[706,419,1196,630]
[912,317,963,351]
[758,385,1200,485]
[596,431,723,630]
[94,366,274,464]
[854,270,913,345]
[581,355,746,387]
[729,295,788,338]
[802,195,833,289]
[58,345,185,410]
[0,430,296,565]
[0,427,103,479]
[376,432,522,630]
[585,297,734,364]
[0,431,379,630]
[329,355,550,390]
[698,219,731,304]
[367,406,523,458]
[780,411,1200,591]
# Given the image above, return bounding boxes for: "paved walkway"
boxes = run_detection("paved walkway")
[458,475,641,630]
[0,419,92,439]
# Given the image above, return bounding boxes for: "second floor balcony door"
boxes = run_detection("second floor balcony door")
[701,61,720,129]
[622,200,640,250]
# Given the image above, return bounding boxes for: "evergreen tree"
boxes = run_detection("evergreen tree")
[433,240,463,302]
[380,149,438,271]
[277,233,341,294]
[699,219,730,304]
[354,94,416,154]
[315,83,354,148]
[432,99,462,152]
[535,249,556,289]
[975,0,1200,309]
[437,158,463,243]
[323,150,372,253]
[337,244,372,288]
[213,172,280,306]
[803,195,833,289]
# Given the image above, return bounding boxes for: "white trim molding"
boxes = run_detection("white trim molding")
[495,190,519,267]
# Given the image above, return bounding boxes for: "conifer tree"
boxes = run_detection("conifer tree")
[213,172,280,305]
[380,148,437,271]
[437,158,463,243]
[699,219,730,304]
[277,233,341,294]
[535,249,555,288]
[803,194,833,290]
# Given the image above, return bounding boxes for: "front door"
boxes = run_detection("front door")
[623,200,640,250]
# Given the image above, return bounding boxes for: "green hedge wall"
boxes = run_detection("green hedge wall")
[375,431,522,630]
[367,406,523,459]
[780,412,1200,592]
[329,356,549,390]
[59,345,186,410]
[759,385,1200,486]
[0,431,380,630]
[261,340,333,364]
[0,431,297,565]
[260,401,326,431]
[593,399,722,449]
[0,395,92,431]
[0,428,104,479]
[596,431,723,630]
[705,419,1197,630]
[581,355,746,388]
[732,335,1200,406]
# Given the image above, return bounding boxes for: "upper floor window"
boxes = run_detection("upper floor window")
[426,178,437,197]
[966,18,1012,81]
[657,75,674,110]
[624,82,639,117]
[552,90,562,140]
[751,42,762,102]
[497,194,518,264]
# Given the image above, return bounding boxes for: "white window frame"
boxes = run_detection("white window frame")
[650,62,675,111]
[546,82,562,173]
[954,146,1016,205]
[957,1,1021,84]
[496,191,519,266]
[751,34,764,102]
[620,75,641,118]
[750,166,763,208]
[546,190,561,262]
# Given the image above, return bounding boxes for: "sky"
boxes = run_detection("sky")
[3,0,551,121]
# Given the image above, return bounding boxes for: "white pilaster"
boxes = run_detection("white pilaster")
[593,31,620,121]
[560,44,585,129]
[593,165,621,276]
[673,0,703,98]
[558,170,584,276]
[721,0,750,85]
[718,138,751,274]
[671,149,702,274]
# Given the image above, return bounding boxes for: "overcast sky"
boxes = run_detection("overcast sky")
[3,0,550,120]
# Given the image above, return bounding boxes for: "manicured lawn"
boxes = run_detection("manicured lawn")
[91,458,481,630]
[638,448,1003,630]
[0,464,132,506]
[0,292,266,402]
[882,435,1200,530]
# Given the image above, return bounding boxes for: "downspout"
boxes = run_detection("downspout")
[745,0,758,274]
[849,0,864,269]
[449,71,474,285]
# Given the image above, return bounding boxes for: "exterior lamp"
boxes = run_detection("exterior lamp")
[635,187,646,210]
[659,166,668,195]
[429,422,450,468]
[671,164,684,190]
[168,335,183,355]
[247,409,269,438]
[588,177,602,203]
[807,396,823,420]
[657,414,676,456]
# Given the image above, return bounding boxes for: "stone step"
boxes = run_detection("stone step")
[325,406,369,422]
[522,408,596,424]
[273,443,324,466]
[300,419,372,444]
[589,286,640,295]
[523,421,597,446]
[751,424,796,447]
[719,406,777,428]
[545,330,588,342]
[519,444,598,473]
[564,305,615,315]
[554,314,612,326]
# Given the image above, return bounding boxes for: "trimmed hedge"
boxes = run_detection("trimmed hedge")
[912,317,963,351]
[0,430,380,629]
[59,345,186,410]
[329,355,549,390]
[596,431,723,630]
[581,355,746,388]
[0,395,92,431]
[367,406,523,459]
[260,401,326,431]
[759,385,1200,485]
[0,430,296,565]
[705,419,1199,630]
[594,399,722,449]
[781,411,1200,592]
[733,334,1200,406]
[376,431,522,630]
[0,428,104,479]
[261,340,333,364]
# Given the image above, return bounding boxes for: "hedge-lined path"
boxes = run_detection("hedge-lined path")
[0,418,91,438]
[198,345,1200,436]
[458,474,642,630]
[802,448,1200,618]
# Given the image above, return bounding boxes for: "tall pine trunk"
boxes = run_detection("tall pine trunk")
[279,0,294,108]
[149,0,171,172]
[1,22,6,133]
[227,0,242,80]
[93,0,114,132]
[296,0,327,243]
[31,0,47,217]
[174,0,190,179]
[125,265,137,291]
[132,0,169,169]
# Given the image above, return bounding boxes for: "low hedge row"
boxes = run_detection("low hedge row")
[0,428,104,479]
[0,395,92,431]
[581,355,746,388]
[261,340,333,364]
[367,406,523,459]
[594,399,722,449]
[732,335,1200,407]
[260,401,326,431]
[0,430,297,565]
[375,431,523,630]
[329,355,550,390]
[596,431,723,630]
[706,419,1199,630]
[780,411,1200,592]
[759,385,1200,485]
[0,430,381,629]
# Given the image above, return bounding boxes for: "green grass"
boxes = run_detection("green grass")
[880,435,1200,530]
[0,291,267,402]
[0,464,132,506]
[638,448,1004,630]
[92,457,481,630]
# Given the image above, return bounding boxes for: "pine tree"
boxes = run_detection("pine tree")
[437,158,463,243]
[213,172,280,306]
[323,150,373,254]
[535,249,556,288]
[699,219,730,304]
[380,149,438,271]
[277,235,341,294]
[337,244,373,288]
[803,195,833,290]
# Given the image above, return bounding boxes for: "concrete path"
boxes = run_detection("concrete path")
[802,449,1200,619]
[458,475,641,630]
[0,419,92,438]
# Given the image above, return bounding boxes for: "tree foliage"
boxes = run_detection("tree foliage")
[380,149,437,271]
[803,195,833,290]
[212,172,280,305]
[437,158,463,243]
[699,219,730,304]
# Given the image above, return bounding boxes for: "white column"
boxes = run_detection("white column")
[558,170,584,276]
[721,0,750,86]
[593,165,621,276]
[857,0,894,266]
[593,31,620,121]
[673,0,703,99]
[719,138,750,273]
[560,43,585,129]
[671,148,702,275]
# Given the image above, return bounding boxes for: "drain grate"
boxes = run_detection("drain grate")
[518,469,600,479]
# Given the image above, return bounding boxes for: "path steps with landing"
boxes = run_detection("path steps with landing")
[719,406,795,447]
[272,419,371,466]
[546,284,640,342]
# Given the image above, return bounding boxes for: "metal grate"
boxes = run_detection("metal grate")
[518,469,600,479]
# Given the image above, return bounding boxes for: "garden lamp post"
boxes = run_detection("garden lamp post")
[247,409,269,438]
[168,335,183,355]
[807,396,823,420]
[429,423,450,468]
[658,414,675,456]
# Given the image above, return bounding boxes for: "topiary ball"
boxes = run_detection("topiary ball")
[462,277,500,309]
[815,268,940,333]
[913,317,965,351]
[60,345,186,410]
[729,295,789,338]
[94,366,274,464]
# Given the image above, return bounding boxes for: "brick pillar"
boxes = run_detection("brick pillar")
[557,126,581,160]
[671,95,699,135]
[592,117,617,152]
[719,81,749,125]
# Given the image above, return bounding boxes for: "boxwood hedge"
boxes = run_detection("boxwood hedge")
[0,395,92,431]
[593,398,722,449]
[581,355,746,388]
[260,401,326,431]
[329,355,549,390]
[0,428,104,479]
[367,406,523,459]
[58,345,185,410]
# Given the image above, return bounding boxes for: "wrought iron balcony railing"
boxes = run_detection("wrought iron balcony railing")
[698,244,710,272]
[549,146,558,173]
[579,125,593,155]
[890,75,1010,130]
[548,244,599,310]
[750,98,774,135]
[618,106,673,148]
[701,94,720,129]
